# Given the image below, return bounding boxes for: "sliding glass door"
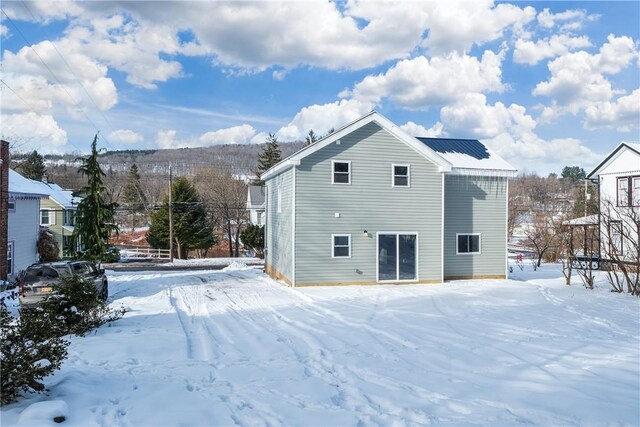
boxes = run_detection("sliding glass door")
[378,234,417,281]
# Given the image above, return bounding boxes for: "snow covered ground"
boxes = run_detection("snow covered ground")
[2,264,638,426]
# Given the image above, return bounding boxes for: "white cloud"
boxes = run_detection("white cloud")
[534,35,638,120]
[513,34,592,65]
[399,121,444,137]
[537,8,599,31]
[427,93,599,173]
[420,1,535,55]
[1,24,9,37]
[277,99,373,141]
[0,112,67,151]
[198,124,256,146]
[584,89,640,131]
[155,125,257,149]
[1,39,118,114]
[108,129,144,144]
[347,51,506,110]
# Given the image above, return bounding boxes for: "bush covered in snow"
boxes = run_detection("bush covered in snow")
[40,275,124,337]
[0,301,68,405]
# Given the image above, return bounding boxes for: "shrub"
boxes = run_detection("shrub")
[240,224,264,258]
[37,230,60,262]
[1,302,69,405]
[40,275,124,337]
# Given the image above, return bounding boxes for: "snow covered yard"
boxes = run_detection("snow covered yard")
[2,264,639,426]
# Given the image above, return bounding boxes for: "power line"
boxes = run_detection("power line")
[0,8,112,151]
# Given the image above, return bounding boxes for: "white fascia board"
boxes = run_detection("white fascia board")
[449,168,518,178]
[261,111,452,181]
[587,142,640,179]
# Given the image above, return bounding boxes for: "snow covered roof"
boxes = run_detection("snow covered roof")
[8,170,48,200]
[8,170,80,208]
[564,214,598,226]
[416,137,517,177]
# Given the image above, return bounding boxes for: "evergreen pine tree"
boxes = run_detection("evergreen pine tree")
[305,129,319,146]
[146,176,216,259]
[252,133,281,185]
[71,135,119,261]
[20,150,47,181]
[122,164,147,230]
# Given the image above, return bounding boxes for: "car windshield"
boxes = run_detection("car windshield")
[21,265,70,283]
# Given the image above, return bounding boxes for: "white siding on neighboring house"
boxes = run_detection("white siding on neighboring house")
[8,198,41,276]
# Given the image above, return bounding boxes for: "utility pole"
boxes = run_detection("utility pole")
[169,163,174,263]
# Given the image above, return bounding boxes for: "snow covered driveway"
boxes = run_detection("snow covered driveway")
[3,265,639,426]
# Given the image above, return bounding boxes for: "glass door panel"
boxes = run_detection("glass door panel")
[378,234,397,281]
[399,234,416,280]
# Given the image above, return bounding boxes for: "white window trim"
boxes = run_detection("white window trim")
[331,160,351,185]
[40,208,56,226]
[7,241,14,276]
[375,232,419,283]
[392,164,411,188]
[8,199,16,213]
[331,234,351,258]
[456,233,481,255]
[276,188,282,214]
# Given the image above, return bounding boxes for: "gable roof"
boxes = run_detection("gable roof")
[261,111,516,181]
[8,169,48,200]
[8,172,80,208]
[261,111,452,181]
[587,142,640,179]
[247,185,265,207]
[417,137,517,176]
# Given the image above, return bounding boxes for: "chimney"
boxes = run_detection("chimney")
[0,140,9,281]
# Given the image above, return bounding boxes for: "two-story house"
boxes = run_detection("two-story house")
[587,142,640,263]
[7,170,48,277]
[261,111,516,287]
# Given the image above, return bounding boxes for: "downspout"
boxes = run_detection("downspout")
[291,165,296,287]
[441,172,445,283]
[505,178,509,279]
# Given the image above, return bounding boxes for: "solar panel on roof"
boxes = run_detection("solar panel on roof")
[415,137,490,160]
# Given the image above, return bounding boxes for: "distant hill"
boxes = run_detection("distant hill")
[12,141,306,177]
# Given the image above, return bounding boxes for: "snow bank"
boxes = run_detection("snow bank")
[1,264,637,426]
[16,400,68,426]
[165,257,261,267]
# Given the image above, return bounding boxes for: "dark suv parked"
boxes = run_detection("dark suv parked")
[17,261,108,306]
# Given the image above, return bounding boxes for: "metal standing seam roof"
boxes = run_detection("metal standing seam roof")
[416,137,516,172]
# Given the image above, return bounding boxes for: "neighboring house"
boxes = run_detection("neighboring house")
[261,111,516,287]
[7,170,48,277]
[247,185,265,226]
[587,142,640,262]
[39,182,81,258]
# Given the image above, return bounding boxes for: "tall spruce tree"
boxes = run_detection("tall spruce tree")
[252,133,281,185]
[305,129,319,146]
[20,150,47,180]
[146,176,216,259]
[71,135,119,261]
[122,164,147,230]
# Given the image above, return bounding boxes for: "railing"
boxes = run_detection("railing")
[118,246,171,260]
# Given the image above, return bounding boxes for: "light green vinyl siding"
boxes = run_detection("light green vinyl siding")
[294,122,443,285]
[443,175,507,278]
[265,168,293,282]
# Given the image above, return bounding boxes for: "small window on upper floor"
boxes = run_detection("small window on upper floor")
[617,177,630,207]
[632,177,640,207]
[8,200,16,213]
[40,209,55,226]
[392,164,410,187]
[332,161,351,185]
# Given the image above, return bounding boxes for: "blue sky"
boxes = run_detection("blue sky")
[1,1,638,174]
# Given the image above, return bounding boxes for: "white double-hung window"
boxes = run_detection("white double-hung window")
[332,234,351,258]
[392,164,410,187]
[332,161,351,184]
